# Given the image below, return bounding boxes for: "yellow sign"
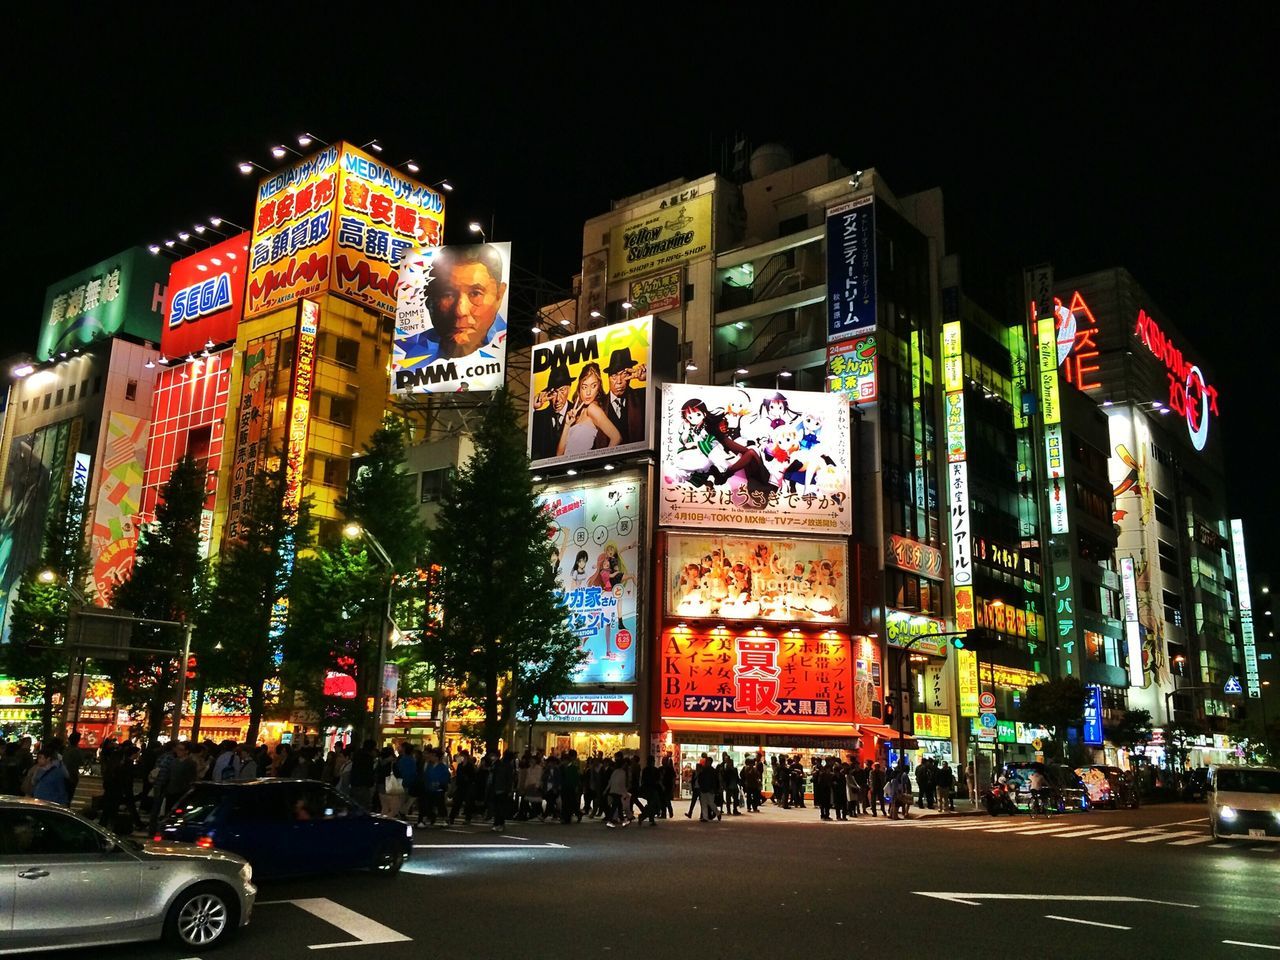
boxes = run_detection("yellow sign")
[1037,317,1061,425]
[942,321,963,393]
[958,648,980,717]
[609,192,713,283]
[246,143,446,319]
[980,663,1046,689]
[913,712,952,739]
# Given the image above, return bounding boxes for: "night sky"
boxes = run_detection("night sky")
[6,8,1275,589]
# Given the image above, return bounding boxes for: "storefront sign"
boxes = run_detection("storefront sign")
[1083,684,1103,745]
[925,664,947,711]
[948,461,972,585]
[958,649,979,718]
[162,232,251,358]
[1230,519,1260,698]
[954,585,975,631]
[1037,317,1061,426]
[226,333,282,539]
[997,719,1017,744]
[1134,308,1219,452]
[392,243,511,393]
[885,534,943,580]
[1045,423,1069,534]
[885,609,948,658]
[942,321,964,393]
[546,694,634,724]
[539,477,642,684]
[628,268,682,316]
[667,533,847,624]
[283,300,317,521]
[979,663,1046,689]
[913,712,952,740]
[1119,555,1144,688]
[1052,292,1102,391]
[945,391,966,463]
[39,247,169,360]
[528,315,661,469]
[825,195,876,340]
[659,384,852,535]
[661,628,863,723]
[609,192,712,284]
[826,334,878,403]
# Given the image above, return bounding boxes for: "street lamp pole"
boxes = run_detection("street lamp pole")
[344,524,395,746]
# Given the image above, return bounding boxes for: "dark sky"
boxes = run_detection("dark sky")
[6,8,1276,587]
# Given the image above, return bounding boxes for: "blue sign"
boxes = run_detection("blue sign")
[826,195,877,341]
[979,712,998,729]
[1224,676,1243,694]
[1083,684,1103,746]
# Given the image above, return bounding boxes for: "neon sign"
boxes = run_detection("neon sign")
[1053,292,1102,391]
[1134,308,1219,452]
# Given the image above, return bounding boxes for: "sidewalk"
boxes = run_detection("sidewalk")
[667,798,985,824]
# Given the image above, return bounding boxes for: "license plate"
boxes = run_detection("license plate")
[1248,829,1265,838]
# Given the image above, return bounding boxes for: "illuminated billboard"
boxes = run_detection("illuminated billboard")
[91,413,150,602]
[608,192,712,284]
[391,243,511,394]
[162,232,251,358]
[528,316,666,469]
[39,247,169,361]
[827,334,878,404]
[628,268,682,316]
[666,533,847,624]
[1037,317,1061,425]
[826,195,877,340]
[283,300,319,521]
[246,143,446,319]
[658,384,852,535]
[538,476,642,684]
[1230,520,1260,698]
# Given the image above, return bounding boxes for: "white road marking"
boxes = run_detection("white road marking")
[1128,830,1205,843]
[915,892,1198,908]
[1210,842,1234,848]
[1169,835,1217,846]
[1090,829,1168,841]
[1222,940,1280,951]
[1010,824,1092,836]
[1045,914,1131,930]
[1251,846,1278,852]
[1148,817,1209,827]
[413,842,568,849]
[257,898,411,950]
[1048,826,1138,838]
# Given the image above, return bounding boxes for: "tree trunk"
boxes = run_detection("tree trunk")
[190,681,207,742]
[246,680,265,748]
[40,676,55,741]
[484,667,500,753]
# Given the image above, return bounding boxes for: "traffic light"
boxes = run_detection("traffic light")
[955,628,1003,652]
[185,655,198,682]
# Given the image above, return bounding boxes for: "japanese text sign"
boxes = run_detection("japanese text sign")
[40,247,169,360]
[885,609,949,657]
[948,461,972,585]
[1037,317,1061,425]
[628,268,683,316]
[826,195,877,341]
[826,334,878,403]
[659,384,851,535]
[913,712,952,739]
[885,534,944,580]
[958,648,979,717]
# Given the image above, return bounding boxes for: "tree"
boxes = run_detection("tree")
[1,474,92,738]
[1017,675,1087,758]
[203,461,312,746]
[109,455,206,742]
[425,390,583,750]
[1106,708,1153,753]
[339,419,427,569]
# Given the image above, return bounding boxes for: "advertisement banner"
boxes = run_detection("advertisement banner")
[39,247,169,361]
[667,533,847,624]
[885,609,949,658]
[942,320,963,392]
[91,413,150,602]
[661,630,859,723]
[1083,684,1103,745]
[945,391,966,462]
[283,300,318,521]
[628,268,682,316]
[826,334,878,403]
[528,316,656,469]
[1230,519,1260,697]
[958,648,979,717]
[391,243,510,394]
[885,535,943,580]
[226,333,282,539]
[608,192,712,284]
[1119,557,1144,689]
[539,477,642,684]
[162,232,251,358]
[1037,317,1061,425]
[545,693,634,724]
[954,584,976,631]
[658,384,852,535]
[1045,423,1069,534]
[825,195,877,341]
[913,712,952,740]
[948,461,972,585]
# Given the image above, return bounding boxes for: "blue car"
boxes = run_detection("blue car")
[156,779,413,880]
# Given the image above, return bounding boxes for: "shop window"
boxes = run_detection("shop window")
[125,379,137,401]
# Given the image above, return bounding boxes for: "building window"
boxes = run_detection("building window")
[67,384,76,402]
[1153,490,1175,529]
[1158,538,1180,576]
[93,376,103,394]
[125,379,138,402]
[43,393,51,410]
[334,337,359,367]
[80,379,88,397]
[326,394,355,427]
[21,399,28,413]
[420,468,452,503]
[55,388,64,406]
[1162,589,1183,628]
[321,456,349,489]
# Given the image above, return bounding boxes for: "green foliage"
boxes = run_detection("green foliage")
[424,390,583,750]
[339,418,428,569]
[1106,708,1153,751]
[202,461,312,746]
[1017,675,1087,756]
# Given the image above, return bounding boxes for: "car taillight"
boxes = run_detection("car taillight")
[152,834,163,843]
[196,836,215,849]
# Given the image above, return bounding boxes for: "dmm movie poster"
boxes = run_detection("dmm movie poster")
[660,630,855,723]
[667,533,848,624]
[528,315,657,469]
[539,477,642,684]
[658,384,851,535]
[392,243,511,394]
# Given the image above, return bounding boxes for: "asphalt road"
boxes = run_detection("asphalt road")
[96,802,1278,960]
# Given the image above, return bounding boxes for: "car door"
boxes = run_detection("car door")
[0,811,15,933]
[6,808,143,935]
[290,784,366,873]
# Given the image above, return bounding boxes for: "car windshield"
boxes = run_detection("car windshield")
[1216,769,1280,794]
[168,784,228,824]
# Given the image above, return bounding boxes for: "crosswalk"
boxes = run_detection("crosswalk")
[852,815,1278,852]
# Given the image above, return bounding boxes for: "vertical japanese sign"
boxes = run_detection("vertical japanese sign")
[1119,556,1144,688]
[226,333,281,539]
[1044,423,1069,534]
[826,334,878,403]
[957,648,979,717]
[1230,519,1260,698]
[942,320,973,631]
[91,413,150,602]
[826,195,876,341]
[283,300,318,520]
[1037,317,1061,425]
[945,391,966,463]
[949,463,973,585]
[1083,684,1103,745]
[537,477,642,684]
[660,628,854,723]
[1006,324,1030,430]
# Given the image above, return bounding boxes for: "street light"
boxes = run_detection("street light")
[467,221,486,242]
[343,522,395,744]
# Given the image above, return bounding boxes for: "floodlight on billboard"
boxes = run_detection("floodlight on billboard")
[391,243,511,394]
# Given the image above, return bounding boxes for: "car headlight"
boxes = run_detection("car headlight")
[405,824,414,840]
[240,862,253,884]
[1219,805,1237,820]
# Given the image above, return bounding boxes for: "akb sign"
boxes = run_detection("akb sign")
[169,274,233,327]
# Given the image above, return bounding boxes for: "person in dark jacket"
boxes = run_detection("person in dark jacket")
[916,757,936,809]
[814,758,833,820]
[696,757,720,822]
[659,754,675,818]
[719,754,741,815]
[449,751,476,825]
[560,750,582,824]
[869,761,887,817]
[100,743,143,831]
[488,749,515,832]
[831,759,849,821]
[637,755,661,825]
[348,740,376,808]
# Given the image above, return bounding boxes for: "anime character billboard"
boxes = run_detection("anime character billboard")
[658,384,851,535]
[538,477,642,684]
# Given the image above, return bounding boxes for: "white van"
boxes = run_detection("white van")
[1208,765,1280,841]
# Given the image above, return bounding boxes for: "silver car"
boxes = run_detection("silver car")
[0,797,255,953]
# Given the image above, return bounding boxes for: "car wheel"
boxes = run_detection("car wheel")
[165,882,237,949]
[371,840,405,873]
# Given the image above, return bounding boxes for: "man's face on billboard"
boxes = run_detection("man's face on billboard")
[609,370,630,397]
[431,260,506,357]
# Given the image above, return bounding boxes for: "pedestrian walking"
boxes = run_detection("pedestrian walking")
[937,761,956,812]
[62,732,84,805]
[869,761,887,817]
[449,751,476,825]
[832,759,849,820]
[659,753,676,818]
[696,755,720,822]
[418,749,449,826]
[489,749,515,832]
[719,754,741,815]
[560,750,582,823]
[638,755,661,825]
[31,745,69,805]
[605,754,629,827]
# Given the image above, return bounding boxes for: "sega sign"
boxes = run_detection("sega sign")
[161,232,250,358]
[544,694,634,725]
[170,274,232,327]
